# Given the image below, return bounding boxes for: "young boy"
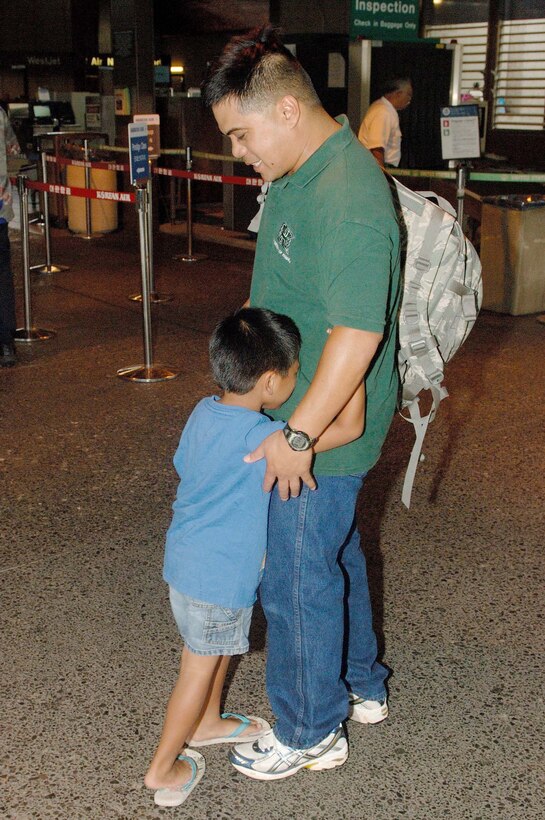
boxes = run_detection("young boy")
[145,307,364,807]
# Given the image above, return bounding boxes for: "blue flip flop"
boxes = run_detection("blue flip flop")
[187,712,271,747]
[153,748,205,807]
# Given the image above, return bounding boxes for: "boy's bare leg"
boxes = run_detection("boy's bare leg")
[144,647,221,790]
[188,655,265,743]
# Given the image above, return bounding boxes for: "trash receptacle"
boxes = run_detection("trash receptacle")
[480,194,545,315]
[66,165,118,234]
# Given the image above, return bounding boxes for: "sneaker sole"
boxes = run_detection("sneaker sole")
[231,748,348,781]
[348,705,388,725]
[304,750,348,772]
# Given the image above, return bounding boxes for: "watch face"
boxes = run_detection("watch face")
[284,425,313,451]
[290,432,308,451]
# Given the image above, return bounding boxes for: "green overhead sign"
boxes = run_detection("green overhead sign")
[350,0,420,41]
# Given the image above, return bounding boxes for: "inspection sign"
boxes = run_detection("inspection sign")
[128,122,149,184]
[440,105,481,160]
[350,0,419,41]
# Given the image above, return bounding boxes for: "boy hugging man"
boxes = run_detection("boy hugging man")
[145,307,364,807]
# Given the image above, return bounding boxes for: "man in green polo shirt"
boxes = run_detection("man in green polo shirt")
[203,25,401,779]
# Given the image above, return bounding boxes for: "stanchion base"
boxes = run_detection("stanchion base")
[128,291,174,303]
[75,233,105,240]
[30,263,70,274]
[173,253,208,263]
[117,364,179,383]
[14,327,56,343]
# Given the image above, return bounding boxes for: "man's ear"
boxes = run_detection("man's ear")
[277,95,300,129]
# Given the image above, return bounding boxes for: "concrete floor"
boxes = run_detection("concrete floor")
[1,223,544,819]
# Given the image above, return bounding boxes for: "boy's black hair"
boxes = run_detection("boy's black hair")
[209,307,301,394]
[202,24,320,112]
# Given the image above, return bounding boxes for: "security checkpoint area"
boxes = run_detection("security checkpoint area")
[2,137,544,818]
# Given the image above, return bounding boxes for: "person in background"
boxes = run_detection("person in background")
[203,25,401,781]
[0,107,20,367]
[358,77,413,168]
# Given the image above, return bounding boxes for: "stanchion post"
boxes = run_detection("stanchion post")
[128,158,173,303]
[147,159,154,290]
[77,139,104,240]
[14,175,56,343]
[456,162,468,228]
[174,145,207,263]
[169,175,176,224]
[117,186,178,383]
[29,141,45,226]
[84,140,92,237]
[30,150,69,274]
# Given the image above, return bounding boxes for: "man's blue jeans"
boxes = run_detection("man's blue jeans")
[261,473,388,749]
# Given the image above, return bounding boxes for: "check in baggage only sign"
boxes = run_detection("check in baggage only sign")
[350,0,419,41]
[440,105,481,161]
[128,122,149,185]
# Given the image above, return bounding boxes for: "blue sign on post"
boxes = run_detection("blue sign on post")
[440,105,481,160]
[128,122,149,184]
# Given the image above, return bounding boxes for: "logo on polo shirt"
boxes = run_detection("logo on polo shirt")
[274,222,294,263]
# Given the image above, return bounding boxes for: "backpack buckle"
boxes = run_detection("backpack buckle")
[403,306,420,325]
[409,339,428,356]
[428,368,443,385]
[415,256,431,272]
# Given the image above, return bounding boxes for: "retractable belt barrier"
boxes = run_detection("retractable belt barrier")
[14,172,178,384]
[46,151,263,187]
[45,153,129,173]
[27,177,135,203]
[42,150,265,264]
[19,145,544,383]
[154,166,264,187]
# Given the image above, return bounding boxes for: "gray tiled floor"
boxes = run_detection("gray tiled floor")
[1,226,544,819]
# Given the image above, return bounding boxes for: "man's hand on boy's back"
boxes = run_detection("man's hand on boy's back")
[244,429,315,500]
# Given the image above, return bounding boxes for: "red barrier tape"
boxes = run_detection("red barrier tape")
[45,154,129,172]
[41,154,263,187]
[26,178,135,203]
[154,166,264,187]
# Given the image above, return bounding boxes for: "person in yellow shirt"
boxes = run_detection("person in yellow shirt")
[358,77,413,168]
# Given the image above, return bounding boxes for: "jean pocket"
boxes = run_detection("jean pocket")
[203,606,239,647]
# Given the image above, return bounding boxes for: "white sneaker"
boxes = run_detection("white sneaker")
[348,693,388,724]
[229,725,348,781]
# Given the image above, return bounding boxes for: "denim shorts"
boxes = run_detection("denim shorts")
[169,586,253,656]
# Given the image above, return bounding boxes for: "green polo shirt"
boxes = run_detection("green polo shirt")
[250,116,401,475]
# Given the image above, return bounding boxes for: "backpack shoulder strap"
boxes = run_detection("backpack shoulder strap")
[401,383,447,508]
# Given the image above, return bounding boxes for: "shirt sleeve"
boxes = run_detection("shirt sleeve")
[320,220,397,334]
[361,107,390,150]
[244,418,286,452]
[2,112,20,155]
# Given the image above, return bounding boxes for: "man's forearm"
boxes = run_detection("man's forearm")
[288,325,382,439]
[371,147,385,167]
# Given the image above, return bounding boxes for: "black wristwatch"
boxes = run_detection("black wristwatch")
[283,423,317,452]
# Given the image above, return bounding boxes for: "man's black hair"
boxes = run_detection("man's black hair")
[209,307,301,394]
[382,77,412,96]
[202,24,320,112]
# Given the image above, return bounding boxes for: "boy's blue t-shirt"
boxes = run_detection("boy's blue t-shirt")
[163,396,285,609]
